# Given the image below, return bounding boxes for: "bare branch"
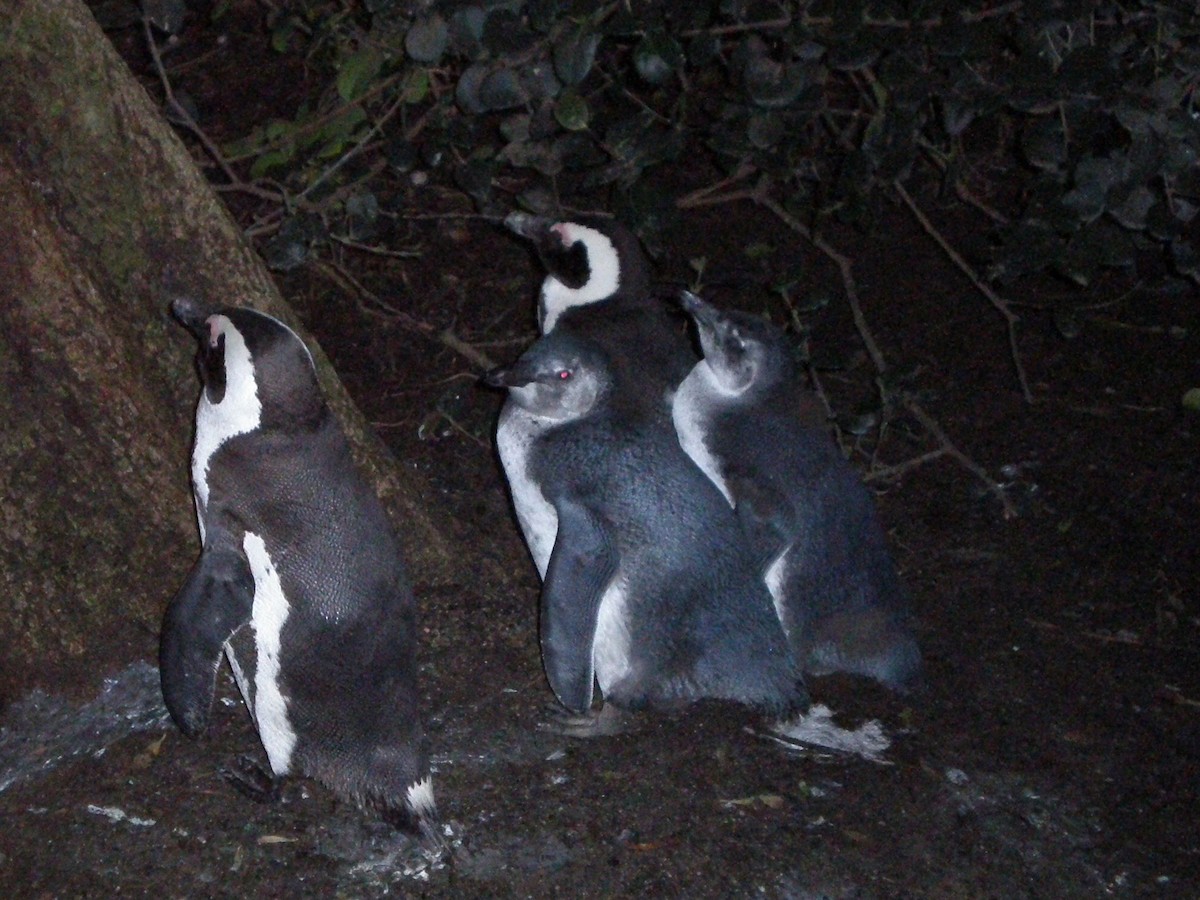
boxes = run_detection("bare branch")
[892,180,1033,403]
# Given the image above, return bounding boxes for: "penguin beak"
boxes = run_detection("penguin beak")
[483,364,532,389]
[503,211,555,241]
[679,290,720,331]
[171,297,216,339]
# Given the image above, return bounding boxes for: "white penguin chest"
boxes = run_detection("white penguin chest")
[592,575,631,693]
[672,364,734,506]
[226,531,297,776]
[191,369,262,539]
[496,403,558,579]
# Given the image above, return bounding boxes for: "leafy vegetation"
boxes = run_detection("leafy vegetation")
[167,0,1199,289]
[130,0,1199,507]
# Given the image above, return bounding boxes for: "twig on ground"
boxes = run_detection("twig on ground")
[901,398,1018,518]
[863,448,949,483]
[143,17,283,203]
[329,234,425,258]
[311,259,498,371]
[754,194,888,374]
[1026,618,1147,647]
[295,88,411,206]
[774,286,843,446]
[892,180,1033,403]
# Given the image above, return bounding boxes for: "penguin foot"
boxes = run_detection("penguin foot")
[220,754,282,803]
[380,805,448,858]
[538,702,634,738]
[755,705,893,765]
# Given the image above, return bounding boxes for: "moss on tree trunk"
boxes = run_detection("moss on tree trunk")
[0,0,456,701]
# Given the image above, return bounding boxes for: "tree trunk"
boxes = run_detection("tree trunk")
[0,0,456,702]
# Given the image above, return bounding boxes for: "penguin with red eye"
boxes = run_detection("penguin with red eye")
[486,328,808,735]
[673,291,922,690]
[496,213,696,586]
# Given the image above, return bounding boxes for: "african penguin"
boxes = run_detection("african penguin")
[160,298,440,844]
[504,212,653,333]
[674,291,922,689]
[497,213,696,578]
[486,328,808,734]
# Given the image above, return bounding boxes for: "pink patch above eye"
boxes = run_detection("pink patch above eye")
[551,223,573,246]
[207,317,221,348]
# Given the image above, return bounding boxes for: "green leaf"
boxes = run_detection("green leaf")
[271,18,296,54]
[249,148,293,180]
[1171,239,1200,281]
[553,27,600,86]
[336,48,382,104]
[1182,388,1200,412]
[406,14,449,64]
[634,30,683,86]
[554,89,590,132]
[448,6,485,57]
[1021,117,1066,171]
[402,67,430,104]
[1107,185,1156,230]
[479,69,527,111]
[743,57,812,109]
[1053,307,1081,339]
[456,64,489,114]
[1060,180,1107,224]
[746,113,783,150]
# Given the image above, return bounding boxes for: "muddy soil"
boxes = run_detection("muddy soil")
[2,8,1199,898]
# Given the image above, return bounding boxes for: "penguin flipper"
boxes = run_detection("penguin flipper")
[539,501,618,715]
[160,545,255,738]
[728,472,795,563]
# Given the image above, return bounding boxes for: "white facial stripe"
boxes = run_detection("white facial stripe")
[672,362,735,506]
[540,223,621,333]
[243,532,296,776]
[191,316,262,517]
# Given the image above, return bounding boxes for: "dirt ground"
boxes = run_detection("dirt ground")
[2,7,1199,898]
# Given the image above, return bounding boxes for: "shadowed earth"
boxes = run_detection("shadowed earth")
[2,8,1198,891]
[2,196,1197,897]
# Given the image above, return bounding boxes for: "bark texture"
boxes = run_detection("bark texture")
[0,0,456,700]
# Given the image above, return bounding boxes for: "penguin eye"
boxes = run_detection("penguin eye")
[557,369,572,381]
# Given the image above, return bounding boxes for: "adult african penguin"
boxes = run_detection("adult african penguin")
[504,212,654,333]
[486,328,808,735]
[497,213,696,577]
[160,298,440,845]
[673,291,922,689]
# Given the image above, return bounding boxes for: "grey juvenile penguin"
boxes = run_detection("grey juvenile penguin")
[486,328,808,732]
[160,298,440,842]
[497,212,696,578]
[673,292,921,689]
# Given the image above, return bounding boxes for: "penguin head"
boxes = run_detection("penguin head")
[681,291,791,395]
[172,298,324,430]
[505,212,650,332]
[484,332,608,421]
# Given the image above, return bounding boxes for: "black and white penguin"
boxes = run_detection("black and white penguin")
[504,212,655,334]
[673,292,922,690]
[485,328,808,733]
[160,298,440,843]
[498,213,696,577]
